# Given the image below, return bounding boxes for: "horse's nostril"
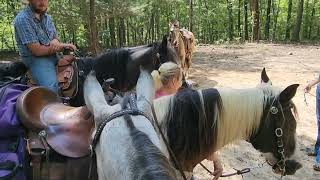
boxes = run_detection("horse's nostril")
[285,160,302,175]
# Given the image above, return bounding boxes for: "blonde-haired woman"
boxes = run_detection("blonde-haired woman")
[151,62,183,98]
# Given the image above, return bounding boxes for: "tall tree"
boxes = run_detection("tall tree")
[89,0,98,54]
[272,0,281,40]
[292,0,304,41]
[252,0,260,41]
[238,0,242,36]
[308,0,317,39]
[226,0,234,40]
[118,17,126,47]
[189,0,193,32]
[109,17,116,48]
[265,0,272,40]
[285,0,293,40]
[243,0,249,40]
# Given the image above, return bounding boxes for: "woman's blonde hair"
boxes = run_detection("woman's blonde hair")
[151,62,182,89]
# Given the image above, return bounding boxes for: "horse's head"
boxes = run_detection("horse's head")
[156,35,180,70]
[168,23,181,49]
[251,68,302,176]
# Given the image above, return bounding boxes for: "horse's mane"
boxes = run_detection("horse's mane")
[120,94,176,179]
[80,42,160,91]
[163,88,221,166]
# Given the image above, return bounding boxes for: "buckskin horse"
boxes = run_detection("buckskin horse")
[169,22,195,79]
[0,36,179,107]
[150,68,301,179]
[83,68,177,180]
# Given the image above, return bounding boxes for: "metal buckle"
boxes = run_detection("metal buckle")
[270,106,278,114]
[275,128,283,137]
[38,130,47,137]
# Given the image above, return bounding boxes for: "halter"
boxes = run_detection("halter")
[265,96,293,176]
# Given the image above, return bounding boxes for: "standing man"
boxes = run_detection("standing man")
[14,0,76,93]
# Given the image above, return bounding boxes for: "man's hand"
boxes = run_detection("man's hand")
[304,84,312,93]
[62,43,77,51]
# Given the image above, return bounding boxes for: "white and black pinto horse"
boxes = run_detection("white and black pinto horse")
[83,68,177,180]
[153,68,302,178]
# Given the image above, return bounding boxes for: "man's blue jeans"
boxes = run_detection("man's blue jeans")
[316,84,320,163]
[22,56,59,93]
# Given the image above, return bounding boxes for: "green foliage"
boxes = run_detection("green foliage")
[0,0,319,51]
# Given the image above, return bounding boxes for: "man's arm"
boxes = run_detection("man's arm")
[14,17,63,56]
[26,42,63,56]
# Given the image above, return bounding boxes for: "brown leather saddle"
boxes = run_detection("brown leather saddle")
[16,86,94,158]
[25,56,79,98]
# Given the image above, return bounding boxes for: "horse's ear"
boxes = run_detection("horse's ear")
[279,84,299,103]
[261,68,271,84]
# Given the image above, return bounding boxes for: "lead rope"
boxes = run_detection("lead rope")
[150,104,188,180]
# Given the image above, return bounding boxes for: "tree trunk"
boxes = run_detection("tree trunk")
[303,0,310,39]
[227,0,234,40]
[238,0,241,37]
[292,0,304,41]
[265,0,272,40]
[89,0,98,54]
[308,0,316,39]
[126,19,130,46]
[272,0,281,40]
[118,17,126,47]
[243,0,249,40]
[109,17,116,48]
[252,0,260,41]
[285,0,293,40]
[189,0,194,32]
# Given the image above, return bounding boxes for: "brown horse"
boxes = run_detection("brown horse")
[169,23,195,78]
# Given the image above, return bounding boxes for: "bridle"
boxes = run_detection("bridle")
[264,97,294,177]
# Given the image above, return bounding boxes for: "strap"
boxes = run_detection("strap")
[0,161,20,180]
[91,109,152,150]
[30,156,41,180]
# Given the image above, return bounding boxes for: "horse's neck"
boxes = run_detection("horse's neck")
[214,87,265,150]
[178,34,185,51]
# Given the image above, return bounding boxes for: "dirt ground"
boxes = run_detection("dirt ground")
[189,43,320,180]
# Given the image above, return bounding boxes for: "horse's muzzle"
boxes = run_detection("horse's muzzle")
[270,159,302,175]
